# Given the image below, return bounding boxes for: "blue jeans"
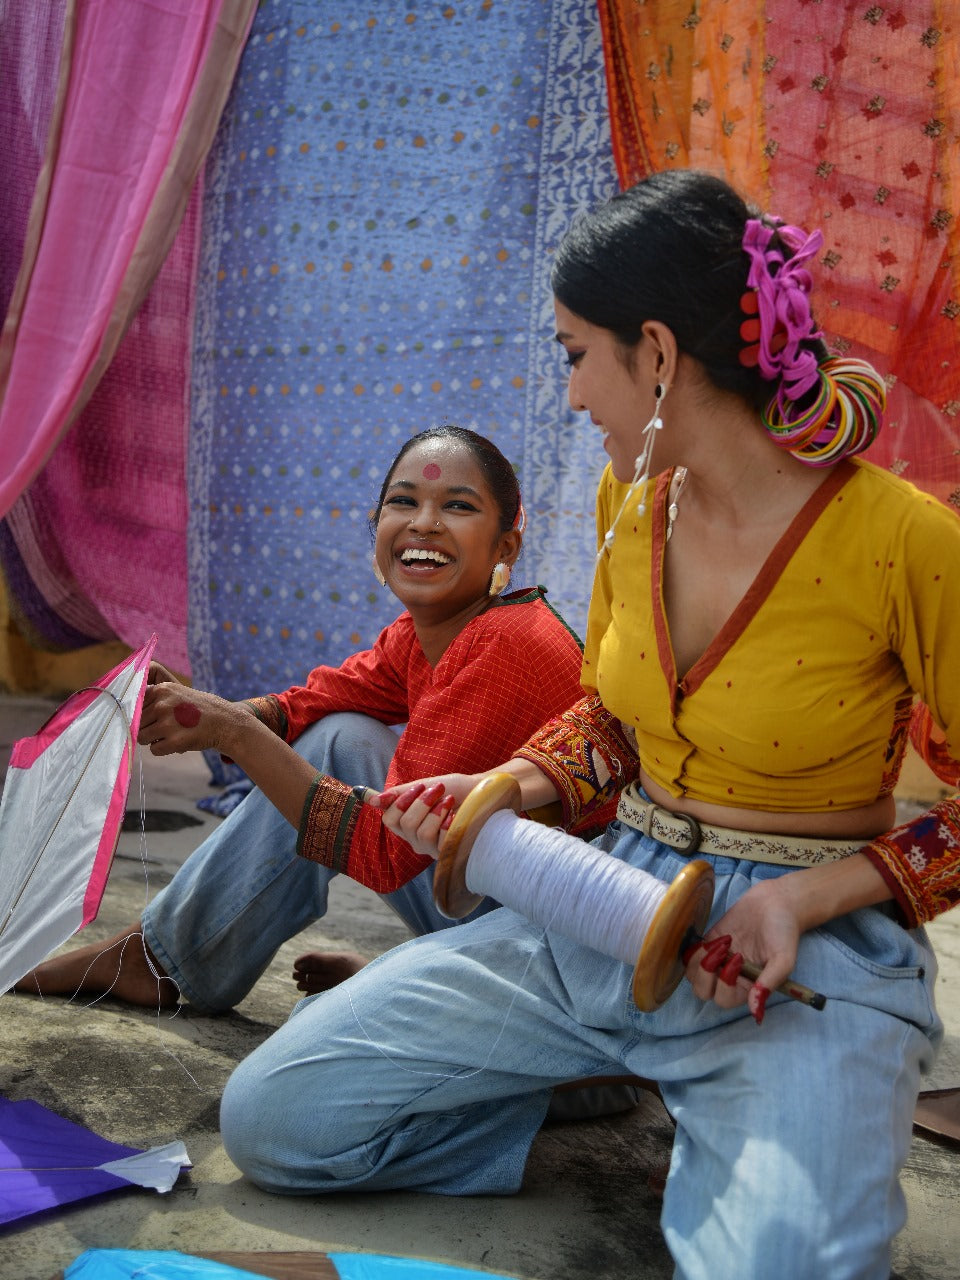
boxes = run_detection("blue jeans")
[142,714,496,1013]
[220,820,941,1280]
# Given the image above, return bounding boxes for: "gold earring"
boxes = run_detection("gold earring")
[488,562,511,597]
[372,557,386,587]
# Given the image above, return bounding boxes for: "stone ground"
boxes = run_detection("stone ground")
[0,695,958,1280]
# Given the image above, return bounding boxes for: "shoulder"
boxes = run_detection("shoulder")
[847,459,957,519]
[845,460,960,546]
[480,587,582,648]
[448,590,583,674]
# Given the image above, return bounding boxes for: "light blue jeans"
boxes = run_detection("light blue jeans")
[220,820,942,1280]
[142,714,495,1013]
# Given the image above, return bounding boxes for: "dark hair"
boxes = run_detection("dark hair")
[372,426,521,534]
[550,169,828,412]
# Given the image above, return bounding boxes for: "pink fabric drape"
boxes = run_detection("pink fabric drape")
[0,0,255,672]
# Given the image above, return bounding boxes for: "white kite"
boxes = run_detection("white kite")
[0,636,157,995]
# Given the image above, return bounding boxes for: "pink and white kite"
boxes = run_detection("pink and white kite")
[0,635,157,994]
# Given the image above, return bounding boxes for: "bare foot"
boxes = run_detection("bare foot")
[292,950,367,995]
[14,922,179,1008]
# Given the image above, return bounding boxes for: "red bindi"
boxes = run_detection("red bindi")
[174,701,202,728]
[422,462,442,480]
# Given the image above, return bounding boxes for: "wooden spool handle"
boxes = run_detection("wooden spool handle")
[434,772,522,918]
[434,772,716,1013]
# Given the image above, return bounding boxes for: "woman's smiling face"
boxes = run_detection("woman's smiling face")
[374,438,517,624]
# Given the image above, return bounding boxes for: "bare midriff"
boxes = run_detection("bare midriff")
[639,769,896,842]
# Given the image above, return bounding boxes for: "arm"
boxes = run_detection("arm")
[261,620,412,744]
[138,682,321,833]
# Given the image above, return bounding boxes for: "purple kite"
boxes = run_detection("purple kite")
[0,1096,189,1227]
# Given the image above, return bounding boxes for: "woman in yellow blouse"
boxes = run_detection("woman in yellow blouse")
[217,171,960,1280]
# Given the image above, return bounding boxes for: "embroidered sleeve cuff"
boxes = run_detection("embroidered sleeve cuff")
[244,695,288,740]
[296,774,364,871]
[862,794,960,928]
[514,693,640,829]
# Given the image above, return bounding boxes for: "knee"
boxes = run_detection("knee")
[220,1055,299,1191]
[220,1046,362,1193]
[291,713,397,782]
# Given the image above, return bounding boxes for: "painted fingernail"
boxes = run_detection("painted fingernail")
[394,783,426,813]
[421,781,446,805]
[700,939,732,974]
[749,983,771,1025]
[718,953,743,986]
[440,800,456,831]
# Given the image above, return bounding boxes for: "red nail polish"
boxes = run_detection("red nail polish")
[750,983,771,1025]
[700,940,732,974]
[395,783,426,813]
[421,781,445,804]
[719,953,743,986]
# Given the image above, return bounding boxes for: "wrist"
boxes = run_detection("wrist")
[777,852,891,933]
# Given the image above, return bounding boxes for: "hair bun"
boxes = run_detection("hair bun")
[761,356,886,466]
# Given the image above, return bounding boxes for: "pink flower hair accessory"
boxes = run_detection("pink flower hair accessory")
[740,217,824,405]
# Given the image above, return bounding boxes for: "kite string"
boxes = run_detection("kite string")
[23,734,207,1093]
[83,753,208,1092]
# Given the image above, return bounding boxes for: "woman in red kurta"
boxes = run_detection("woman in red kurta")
[22,428,596,1011]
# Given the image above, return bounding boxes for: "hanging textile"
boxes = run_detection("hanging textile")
[597,0,960,507]
[189,0,617,698]
[0,0,257,675]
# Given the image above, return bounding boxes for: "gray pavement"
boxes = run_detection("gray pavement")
[1,693,958,1280]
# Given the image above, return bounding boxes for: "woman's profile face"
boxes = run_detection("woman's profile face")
[374,439,516,623]
[554,300,656,484]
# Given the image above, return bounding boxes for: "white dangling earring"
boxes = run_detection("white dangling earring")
[372,556,386,587]
[597,383,667,561]
[488,562,511,597]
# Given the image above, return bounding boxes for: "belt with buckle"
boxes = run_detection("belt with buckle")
[616,783,864,867]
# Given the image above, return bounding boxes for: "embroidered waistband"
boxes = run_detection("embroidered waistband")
[616,784,865,867]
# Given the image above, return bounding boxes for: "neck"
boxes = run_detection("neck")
[410,595,494,666]
[676,405,832,528]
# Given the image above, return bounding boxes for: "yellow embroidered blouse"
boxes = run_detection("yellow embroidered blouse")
[583,458,960,813]
[517,457,960,926]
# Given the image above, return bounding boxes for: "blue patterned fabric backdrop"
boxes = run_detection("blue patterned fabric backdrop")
[189,0,618,699]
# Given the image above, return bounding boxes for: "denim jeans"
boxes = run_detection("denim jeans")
[220,820,941,1280]
[142,713,496,1012]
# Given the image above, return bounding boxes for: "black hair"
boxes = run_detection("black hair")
[371,426,521,534]
[550,169,828,411]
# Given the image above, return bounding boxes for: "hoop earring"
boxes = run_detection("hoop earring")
[372,557,386,587]
[488,562,511,597]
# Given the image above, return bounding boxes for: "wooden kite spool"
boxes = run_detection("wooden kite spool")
[433,772,715,1012]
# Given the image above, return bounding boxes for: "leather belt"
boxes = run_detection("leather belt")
[616,783,864,867]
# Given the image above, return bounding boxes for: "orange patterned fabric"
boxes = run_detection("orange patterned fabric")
[252,588,587,893]
[597,0,960,507]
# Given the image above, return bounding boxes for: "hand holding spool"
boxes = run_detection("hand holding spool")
[433,773,826,1014]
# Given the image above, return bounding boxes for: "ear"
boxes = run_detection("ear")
[496,528,522,567]
[639,320,679,392]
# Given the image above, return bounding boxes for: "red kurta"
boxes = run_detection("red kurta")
[248,587,588,892]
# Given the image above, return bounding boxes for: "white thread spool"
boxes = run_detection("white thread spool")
[434,774,714,1011]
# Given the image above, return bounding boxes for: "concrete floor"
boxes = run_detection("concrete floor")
[1,694,959,1280]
